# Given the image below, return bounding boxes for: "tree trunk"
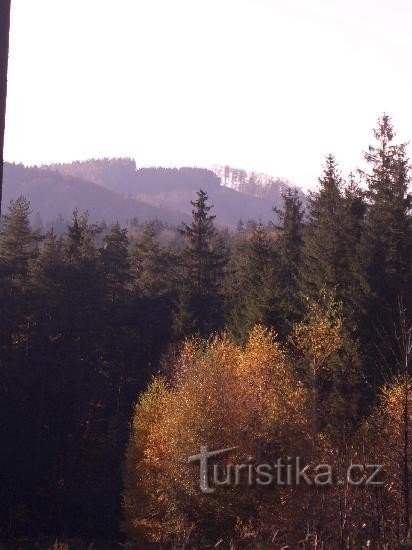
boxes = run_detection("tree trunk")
[0,0,11,214]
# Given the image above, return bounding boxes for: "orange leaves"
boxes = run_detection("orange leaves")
[123,325,313,544]
[366,376,412,457]
[122,300,410,546]
[380,379,412,426]
[290,293,343,373]
[354,376,412,541]
[122,294,364,545]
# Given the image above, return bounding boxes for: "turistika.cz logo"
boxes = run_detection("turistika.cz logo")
[188,446,385,494]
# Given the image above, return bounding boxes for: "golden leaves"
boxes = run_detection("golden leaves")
[290,293,343,373]
[123,325,314,544]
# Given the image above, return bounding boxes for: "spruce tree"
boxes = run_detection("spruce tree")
[361,114,411,312]
[26,228,68,521]
[176,189,227,336]
[360,115,412,377]
[29,228,69,362]
[65,209,102,263]
[0,196,38,346]
[62,210,104,337]
[300,159,368,397]
[100,222,130,303]
[31,228,65,312]
[226,223,279,342]
[301,155,345,299]
[130,221,175,298]
[274,187,304,335]
[339,173,367,323]
[0,196,38,279]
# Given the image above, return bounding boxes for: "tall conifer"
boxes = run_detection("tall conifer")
[176,189,227,336]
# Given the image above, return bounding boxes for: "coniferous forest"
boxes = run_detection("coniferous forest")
[1,115,412,548]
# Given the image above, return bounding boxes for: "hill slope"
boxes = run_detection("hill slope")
[213,164,306,205]
[46,159,293,225]
[3,159,304,226]
[3,162,189,225]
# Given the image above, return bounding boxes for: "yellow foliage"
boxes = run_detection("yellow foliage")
[364,376,412,485]
[290,295,343,373]
[123,326,312,545]
[122,301,412,547]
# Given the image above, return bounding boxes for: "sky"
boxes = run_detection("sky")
[4,0,412,190]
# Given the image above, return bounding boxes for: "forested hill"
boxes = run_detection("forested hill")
[37,158,298,225]
[3,162,190,226]
[213,164,306,205]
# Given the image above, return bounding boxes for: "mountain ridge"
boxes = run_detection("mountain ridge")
[3,159,306,227]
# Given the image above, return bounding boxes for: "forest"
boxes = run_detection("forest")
[2,161,290,228]
[0,115,411,549]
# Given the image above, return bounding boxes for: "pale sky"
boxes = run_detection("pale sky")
[4,0,412,189]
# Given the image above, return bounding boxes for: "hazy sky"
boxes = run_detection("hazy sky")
[4,0,412,189]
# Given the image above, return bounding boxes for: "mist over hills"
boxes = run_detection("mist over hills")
[3,158,305,227]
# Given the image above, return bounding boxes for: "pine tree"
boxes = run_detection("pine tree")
[359,115,412,379]
[0,197,40,526]
[301,155,345,299]
[226,224,279,342]
[100,222,130,303]
[26,229,68,521]
[65,209,102,263]
[361,114,411,313]
[176,189,227,336]
[62,210,104,336]
[274,187,305,335]
[0,196,39,279]
[0,196,39,347]
[29,227,69,354]
[31,228,65,309]
[299,160,369,411]
[339,173,367,323]
[130,221,175,298]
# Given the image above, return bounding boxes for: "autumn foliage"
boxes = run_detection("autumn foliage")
[124,326,305,544]
[123,299,412,548]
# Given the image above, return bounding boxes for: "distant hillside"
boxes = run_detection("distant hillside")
[45,158,138,193]
[3,159,304,227]
[46,159,288,225]
[3,162,189,225]
[213,164,306,205]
